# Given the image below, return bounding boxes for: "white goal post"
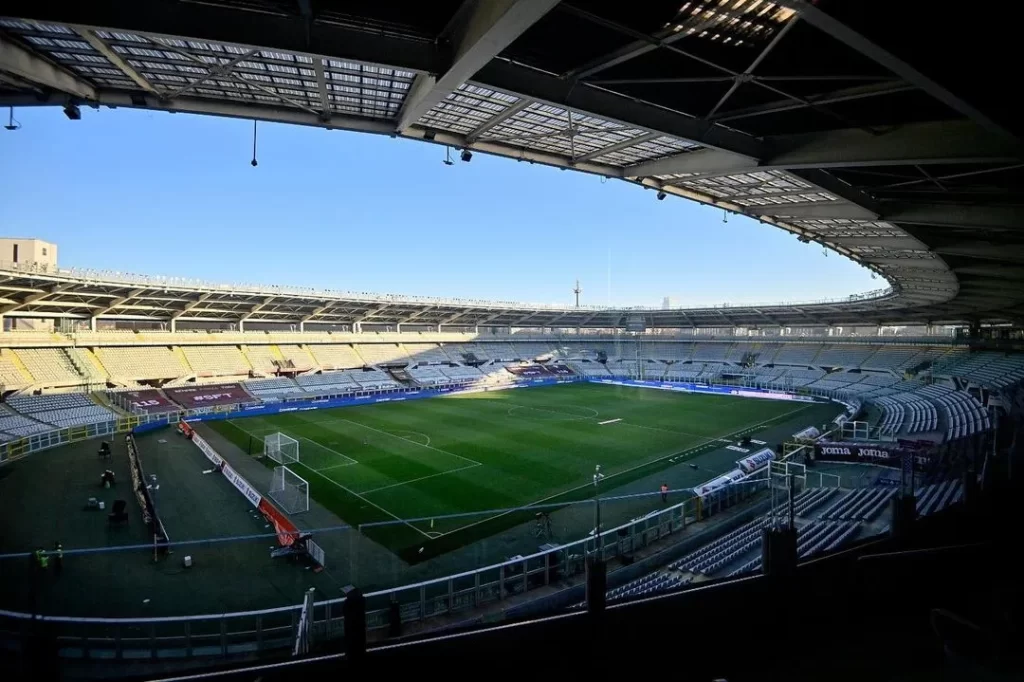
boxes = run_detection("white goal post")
[265,432,299,465]
[270,466,309,515]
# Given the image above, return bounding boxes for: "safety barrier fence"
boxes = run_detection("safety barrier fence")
[0,377,842,659]
[0,476,778,660]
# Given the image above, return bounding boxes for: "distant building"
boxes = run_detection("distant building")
[0,237,57,268]
[0,238,58,331]
[661,296,674,309]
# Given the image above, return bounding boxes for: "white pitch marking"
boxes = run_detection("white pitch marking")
[435,402,817,539]
[329,417,482,467]
[298,436,357,466]
[598,418,622,425]
[220,419,428,538]
[360,462,481,494]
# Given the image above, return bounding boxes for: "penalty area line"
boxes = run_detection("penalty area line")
[598,418,622,425]
[359,462,482,495]
[217,418,429,539]
[433,401,816,540]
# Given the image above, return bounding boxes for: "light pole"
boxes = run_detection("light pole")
[593,464,605,557]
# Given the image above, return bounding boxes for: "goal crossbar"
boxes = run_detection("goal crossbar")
[270,465,309,515]
[265,432,299,465]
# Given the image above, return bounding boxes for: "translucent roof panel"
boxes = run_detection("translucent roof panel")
[1,21,413,121]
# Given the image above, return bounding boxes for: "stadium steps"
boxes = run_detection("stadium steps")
[438,344,460,362]
[171,346,195,374]
[295,346,322,375]
[352,345,371,366]
[2,348,35,385]
[808,345,826,366]
[268,345,286,363]
[90,390,130,416]
[76,347,111,381]
[285,345,317,370]
[240,346,270,377]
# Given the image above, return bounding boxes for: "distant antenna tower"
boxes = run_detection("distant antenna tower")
[573,279,583,307]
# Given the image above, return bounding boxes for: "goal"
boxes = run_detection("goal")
[270,465,309,514]
[265,432,299,465]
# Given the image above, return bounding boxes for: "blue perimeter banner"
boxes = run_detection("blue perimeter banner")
[133,376,578,431]
[585,378,823,403]
[134,376,823,434]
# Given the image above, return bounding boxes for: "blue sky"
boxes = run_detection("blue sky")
[0,107,877,307]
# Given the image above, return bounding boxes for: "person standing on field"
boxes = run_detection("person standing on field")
[52,541,63,575]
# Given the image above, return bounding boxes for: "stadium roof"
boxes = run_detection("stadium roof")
[0,1,1021,327]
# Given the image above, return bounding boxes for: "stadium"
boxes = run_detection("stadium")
[0,1,1022,680]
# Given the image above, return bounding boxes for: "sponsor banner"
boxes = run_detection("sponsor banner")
[793,426,821,441]
[736,447,776,474]
[259,498,299,547]
[165,383,252,409]
[223,464,263,508]
[586,378,823,403]
[694,469,747,498]
[725,445,750,453]
[186,428,263,508]
[120,389,179,414]
[815,441,930,470]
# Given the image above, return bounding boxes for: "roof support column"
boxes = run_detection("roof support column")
[395,0,559,131]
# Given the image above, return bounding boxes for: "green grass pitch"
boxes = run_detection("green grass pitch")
[209,383,821,561]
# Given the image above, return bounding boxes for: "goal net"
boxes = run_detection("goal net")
[270,465,309,515]
[265,432,299,465]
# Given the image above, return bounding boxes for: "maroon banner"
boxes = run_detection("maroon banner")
[164,383,251,409]
[117,389,178,413]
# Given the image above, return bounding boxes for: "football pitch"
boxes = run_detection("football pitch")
[209,383,830,561]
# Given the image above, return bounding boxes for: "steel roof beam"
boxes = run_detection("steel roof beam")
[745,201,878,219]
[781,0,1017,141]
[881,203,1024,231]
[71,26,158,95]
[171,292,213,319]
[0,284,66,314]
[712,81,915,122]
[0,33,96,100]
[92,288,145,316]
[396,0,559,132]
[4,1,441,74]
[463,97,532,143]
[571,131,660,163]
[933,243,1024,264]
[627,121,1024,178]
[312,57,330,120]
[473,61,765,157]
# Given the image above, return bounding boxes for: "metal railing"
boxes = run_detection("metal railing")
[0,479,771,660]
[0,379,838,659]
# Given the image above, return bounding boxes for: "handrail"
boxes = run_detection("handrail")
[0,261,894,313]
[0,431,785,627]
